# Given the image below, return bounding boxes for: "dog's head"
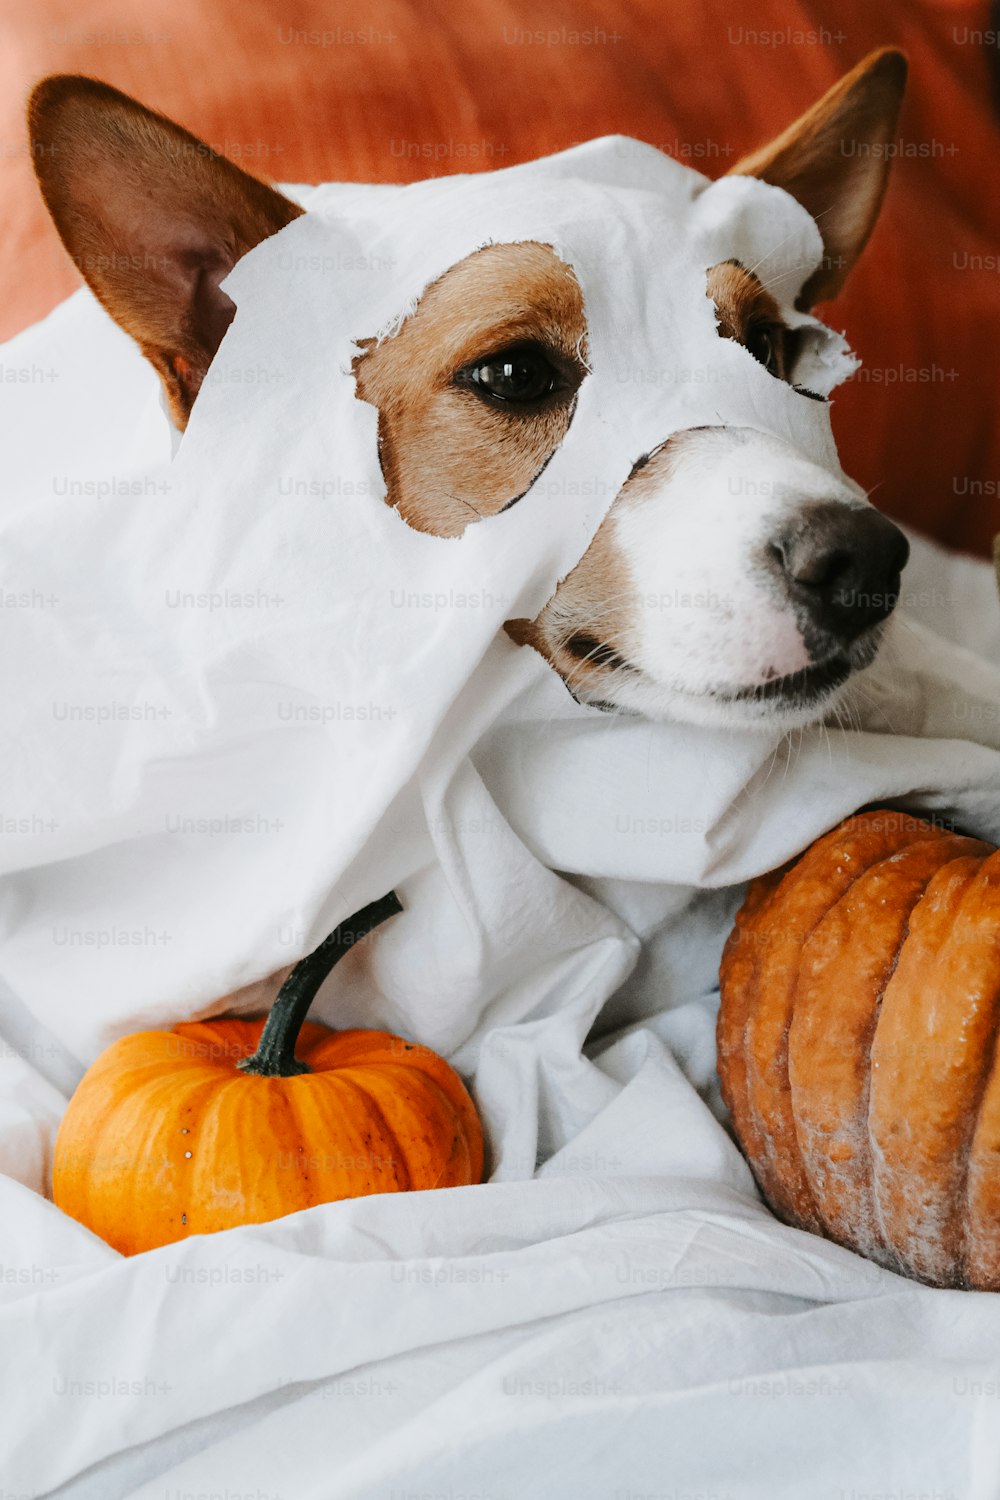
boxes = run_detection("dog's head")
[29,51,908,731]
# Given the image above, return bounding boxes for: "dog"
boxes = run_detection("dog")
[28,49,909,733]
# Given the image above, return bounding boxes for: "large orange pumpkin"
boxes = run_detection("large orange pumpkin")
[53,894,484,1255]
[718,809,1000,1289]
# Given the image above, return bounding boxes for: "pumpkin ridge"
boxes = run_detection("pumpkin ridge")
[278,1084,327,1207]
[959,1032,1000,1287]
[717,865,791,1191]
[859,876,923,1271]
[338,1064,476,1191]
[317,1071,412,1193]
[949,858,1000,1285]
[192,1073,290,1227]
[149,1069,244,1245]
[959,858,1000,1285]
[857,837,985,1267]
[746,818,940,1228]
[124,1069,227,1244]
[788,841,944,1263]
[869,856,991,1285]
[279,1071,395,1203]
[415,1074,473,1188]
[78,1103,133,1250]
[372,1065,475,1188]
[87,1067,214,1253]
[54,1080,117,1244]
[376,1067,474,1190]
[270,1078,322,1211]
[425,1107,471,1189]
[73,1056,212,1103]
[74,1033,218,1089]
[929,860,1000,1284]
[171,1018,263,1060]
[937,860,1000,1282]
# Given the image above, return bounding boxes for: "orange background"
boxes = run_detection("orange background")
[3,0,999,554]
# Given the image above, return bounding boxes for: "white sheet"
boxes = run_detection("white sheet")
[2,141,1000,1498]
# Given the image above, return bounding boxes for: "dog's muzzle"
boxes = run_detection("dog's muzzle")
[763,500,910,651]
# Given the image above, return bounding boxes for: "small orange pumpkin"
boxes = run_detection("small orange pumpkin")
[718,809,1000,1289]
[53,894,484,1255]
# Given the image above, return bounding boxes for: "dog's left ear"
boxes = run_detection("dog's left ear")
[28,75,304,426]
[729,48,907,308]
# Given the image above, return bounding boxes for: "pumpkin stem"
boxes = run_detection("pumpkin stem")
[238,891,403,1078]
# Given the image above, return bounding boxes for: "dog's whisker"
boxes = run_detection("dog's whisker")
[742,220,824,280]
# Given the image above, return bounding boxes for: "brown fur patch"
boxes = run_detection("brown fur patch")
[706,260,797,381]
[507,440,689,699]
[352,242,588,537]
[507,502,636,695]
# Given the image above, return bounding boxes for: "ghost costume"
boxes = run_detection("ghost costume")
[1,140,1000,1497]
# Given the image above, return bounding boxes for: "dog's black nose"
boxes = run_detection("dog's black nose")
[767,502,910,641]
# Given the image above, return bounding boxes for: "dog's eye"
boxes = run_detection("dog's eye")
[456,343,565,405]
[746,323,781,376]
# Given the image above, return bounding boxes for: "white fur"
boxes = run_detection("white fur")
[607,428,877,729]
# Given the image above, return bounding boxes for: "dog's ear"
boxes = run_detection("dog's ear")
[728,48,907,308]
[29,75,303,426]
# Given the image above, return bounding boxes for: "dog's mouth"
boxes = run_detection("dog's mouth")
[557,626,884,725]
[718,626,885,714]
[678,630,884,724]
[717,652,855,706]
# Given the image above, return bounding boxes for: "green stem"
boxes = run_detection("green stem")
[238,891,403,1077]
